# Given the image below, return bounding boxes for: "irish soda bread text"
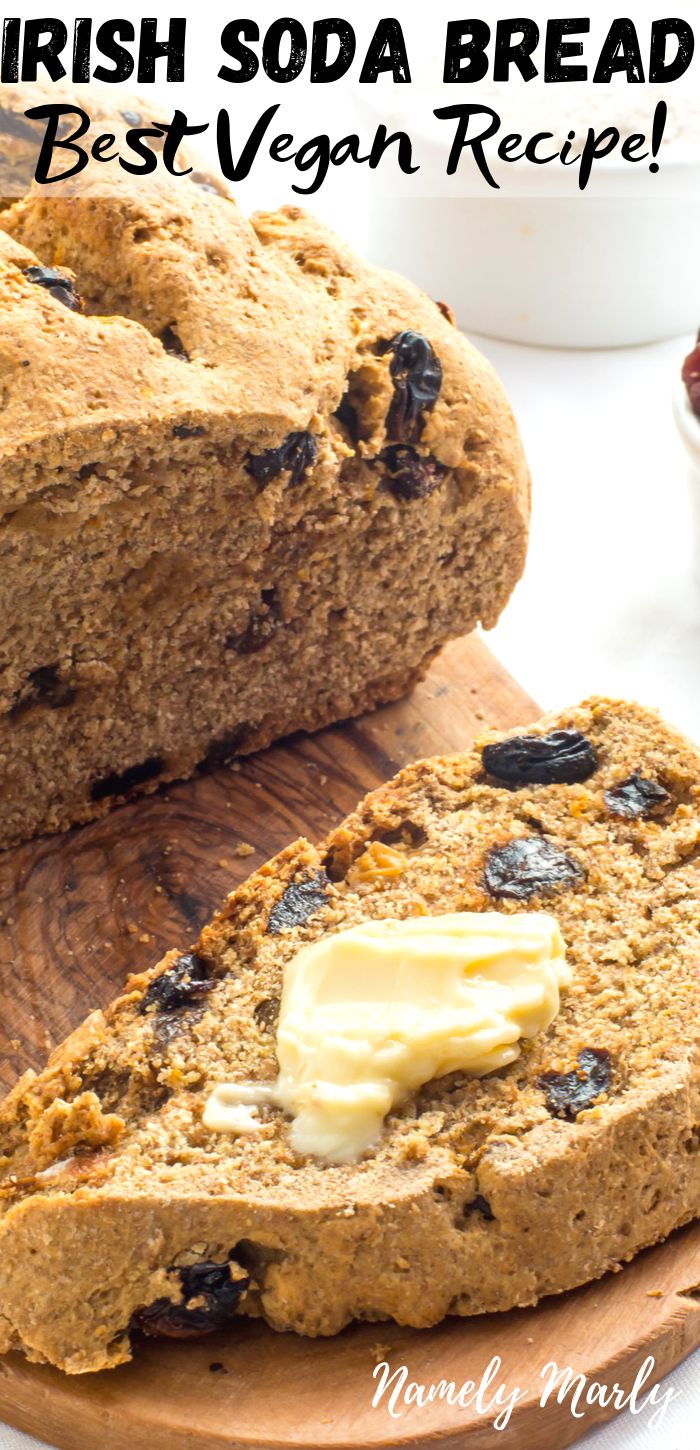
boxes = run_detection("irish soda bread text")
[0,89,529,848]
[1,698,700,1372]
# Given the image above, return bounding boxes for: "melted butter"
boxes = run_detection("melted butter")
[203,911,571,1162]
[203,1081,278,1136]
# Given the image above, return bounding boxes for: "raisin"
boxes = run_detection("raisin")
[484,837,583,901]
[173,423,205,439]
[141,952,214,1013]
[254,996,281,1031]
[682,333,700,418]
[197,723,252,772]
[463,1194,494,1221]
[376,444,448,502]
[381,331,443,442]
[160,325,189,359]
[9,664,76,719]
[91,755,164,802]
[245,431,318,488]
[23,265,81,312]
[482,730,598,787]
[538,1048,613,1120]
[267,870,330,934]
[604,772,671,819]
[134,1256,249,1339]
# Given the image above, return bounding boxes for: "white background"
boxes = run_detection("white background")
[485,331,700,738]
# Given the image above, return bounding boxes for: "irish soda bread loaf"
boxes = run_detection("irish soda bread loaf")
[2,697,700,1373]
[0,89,529,849]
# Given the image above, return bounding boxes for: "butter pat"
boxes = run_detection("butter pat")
[204,911,571,1163]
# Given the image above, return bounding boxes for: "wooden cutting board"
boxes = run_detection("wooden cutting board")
[2,634,700,1450]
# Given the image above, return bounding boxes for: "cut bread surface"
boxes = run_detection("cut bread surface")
[2,698,700,1373]
[0,87,529,848]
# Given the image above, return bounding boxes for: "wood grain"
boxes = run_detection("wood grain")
[0,634,536,1089]
[2,634,700,1450]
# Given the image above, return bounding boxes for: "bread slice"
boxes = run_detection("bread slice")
[2,697,700,1374]
[0,90,528,849]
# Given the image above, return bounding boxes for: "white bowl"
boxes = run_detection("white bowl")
[356,87,700,348]
[366,189,700,349]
